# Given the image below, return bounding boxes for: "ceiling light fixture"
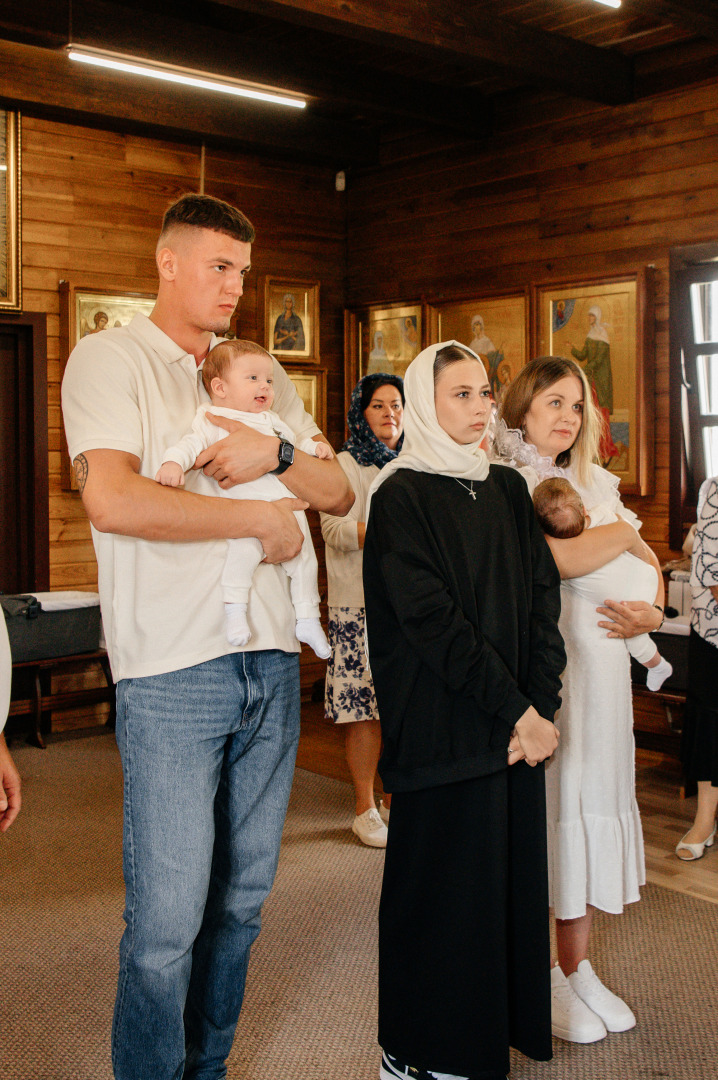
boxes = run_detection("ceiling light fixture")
[592,0,621,8]
[66,45,307,110]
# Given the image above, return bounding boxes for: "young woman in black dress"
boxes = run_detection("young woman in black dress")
[364,341,565,1080]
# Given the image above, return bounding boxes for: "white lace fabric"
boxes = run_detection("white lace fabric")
[490,419,565,479]
[490,421,641,530]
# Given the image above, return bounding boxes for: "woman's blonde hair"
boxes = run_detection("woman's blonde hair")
[498,356,600,487]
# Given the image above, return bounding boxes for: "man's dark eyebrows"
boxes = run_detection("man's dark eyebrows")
[210,255,252,270]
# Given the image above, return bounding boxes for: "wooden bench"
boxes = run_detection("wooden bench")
[8,646,321,748]
[8,649,115,748]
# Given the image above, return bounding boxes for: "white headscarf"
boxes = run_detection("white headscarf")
[366,340,490,513]
[586,305,610,344]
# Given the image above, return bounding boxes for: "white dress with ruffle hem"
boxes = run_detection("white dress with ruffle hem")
[492,424,646,920]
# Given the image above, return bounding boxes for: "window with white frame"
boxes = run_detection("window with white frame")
[670,250,718,547]
[688,277,718,479]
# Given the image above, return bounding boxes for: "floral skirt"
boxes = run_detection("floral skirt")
[324,606,379,724]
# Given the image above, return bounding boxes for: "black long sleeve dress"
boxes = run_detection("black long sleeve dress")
[364,463,565,1078]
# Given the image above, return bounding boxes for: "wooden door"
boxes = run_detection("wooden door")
[0,314,49,592]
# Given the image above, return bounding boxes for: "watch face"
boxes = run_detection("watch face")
[274,439,294,473]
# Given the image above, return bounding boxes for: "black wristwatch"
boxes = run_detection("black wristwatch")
[273,437,295,475]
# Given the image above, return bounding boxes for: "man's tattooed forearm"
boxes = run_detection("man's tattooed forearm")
[73,454,88,494]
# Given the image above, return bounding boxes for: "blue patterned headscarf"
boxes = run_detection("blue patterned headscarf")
[341,373,405,467]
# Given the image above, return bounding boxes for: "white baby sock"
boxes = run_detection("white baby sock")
[225,603,251,647]
[646,657,673,692]
[295,618,331,660]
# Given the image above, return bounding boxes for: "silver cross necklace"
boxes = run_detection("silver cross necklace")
[455,478,476,500]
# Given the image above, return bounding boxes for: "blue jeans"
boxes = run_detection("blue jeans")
[111,650,300,1080]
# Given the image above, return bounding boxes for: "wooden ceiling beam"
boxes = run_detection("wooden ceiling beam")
[0,0,67,48]
[72,2,491,133]
[628,0,718,43]
[0,1,491,134]
[0,38,378,165]
[209,0,635,105]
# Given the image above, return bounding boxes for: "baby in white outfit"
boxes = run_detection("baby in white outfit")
[156,339,332,659]
[533,477,673,692]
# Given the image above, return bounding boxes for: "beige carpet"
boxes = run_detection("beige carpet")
[1,734,717,1080]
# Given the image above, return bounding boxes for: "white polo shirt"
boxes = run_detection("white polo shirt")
[62,315,320,682]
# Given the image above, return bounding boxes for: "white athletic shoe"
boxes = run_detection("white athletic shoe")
[379,799,390,825]
[551,965,607,1043]
[352,807,388,847]
[379,1049,473,1079]
[568,959,637,1032]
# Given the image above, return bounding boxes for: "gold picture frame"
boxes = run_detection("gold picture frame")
[284,367,327,435]
[344,301,426,417]
[262,276,319,363]
[427,290,529,406]
[59,282,157,490]
[0,110,21,312]
[533,271,655,496]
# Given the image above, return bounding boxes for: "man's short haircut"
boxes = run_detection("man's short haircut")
[201,338,272,395]
[532,477,585,540]
[158,193,256,249]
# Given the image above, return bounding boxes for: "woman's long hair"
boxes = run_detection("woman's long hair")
[498,356,600,487]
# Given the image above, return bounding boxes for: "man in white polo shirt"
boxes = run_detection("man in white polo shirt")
[62,193,353,1080]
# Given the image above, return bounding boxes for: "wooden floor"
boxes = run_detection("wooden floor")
[298,702,718,907]
[634,748,718,905]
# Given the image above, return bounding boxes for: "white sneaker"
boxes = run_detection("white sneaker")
[352,807,388,847]
[379,1050,474,1079]
[568,959,636,1032]
[379,799,390,825]
[551,965,607,1043]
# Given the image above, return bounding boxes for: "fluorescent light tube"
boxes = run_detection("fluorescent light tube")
[67,46,306,109]
[592,1,621,8]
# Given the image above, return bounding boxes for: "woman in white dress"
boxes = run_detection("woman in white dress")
[494,356,665,1046]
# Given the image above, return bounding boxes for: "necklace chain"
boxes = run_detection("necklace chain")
[454,477,477,500]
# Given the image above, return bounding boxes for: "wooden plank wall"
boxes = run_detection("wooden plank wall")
[346,80,718,561]
[20,116,347,594]
[25,78,718,592]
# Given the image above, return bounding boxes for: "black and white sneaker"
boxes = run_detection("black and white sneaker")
[379,1050,471,1080]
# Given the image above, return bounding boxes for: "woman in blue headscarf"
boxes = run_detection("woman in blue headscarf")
[320,373,404,847]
